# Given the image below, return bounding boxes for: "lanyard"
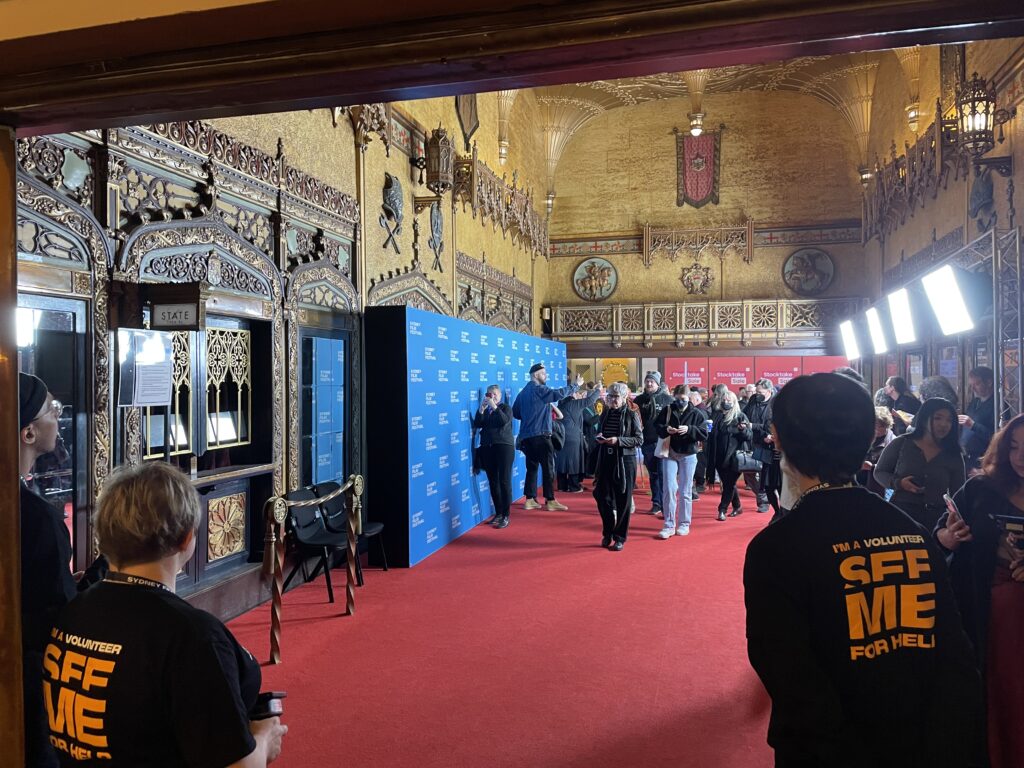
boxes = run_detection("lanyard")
[790,482,854,512]
[105,571,170,592]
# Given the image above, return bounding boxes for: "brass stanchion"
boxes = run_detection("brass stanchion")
[345,475,364,616]
[263,497,287,664]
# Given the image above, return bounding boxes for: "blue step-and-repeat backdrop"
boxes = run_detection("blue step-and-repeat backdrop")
[405,307,566,565]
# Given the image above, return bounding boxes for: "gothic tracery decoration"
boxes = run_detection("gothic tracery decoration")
[380,172,404,254]
[428,200,444,271]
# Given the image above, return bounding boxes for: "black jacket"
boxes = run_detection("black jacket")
[634,389,673,444]
[473,402,514,446]
[743,394,777,463]
[707,412,751,473]
[745,486,983,767]
[593,405,644,492]
[942,475,1017,675]
[655,400,708,455]
[961,396,995,464]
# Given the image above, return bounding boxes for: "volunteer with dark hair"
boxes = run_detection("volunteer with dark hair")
[634,371,673,514]
[744,378,779,514]
[707,390,751,521]
[474,385,515,528]
[959,365,996,471]
[556,386,601,493]
[873,397,965,530]
[18,372,76,767]
[744,373,983,768]
[936,414,1024,768]
[593,382,644,550]
[44,461,287,767]
[512,363,582,511]
[857,407,894,498]
[654,384,708,538]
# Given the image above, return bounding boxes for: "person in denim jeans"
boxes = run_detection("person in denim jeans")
[655,385,708,538]
[634,371,673,513]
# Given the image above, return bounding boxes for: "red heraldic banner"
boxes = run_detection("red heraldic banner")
[801,355,850,375]
[676,128,721,208]
[709,357,754,388]
[756,357,803,387]
[664,357,708,389]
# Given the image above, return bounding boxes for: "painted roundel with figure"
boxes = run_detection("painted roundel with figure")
[572,257,618,302]
[782,247,834,297]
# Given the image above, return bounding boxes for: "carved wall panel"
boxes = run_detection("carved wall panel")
[455,251,533,334]
[207,492,247,562]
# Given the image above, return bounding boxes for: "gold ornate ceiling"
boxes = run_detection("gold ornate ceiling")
[529,50,903,201]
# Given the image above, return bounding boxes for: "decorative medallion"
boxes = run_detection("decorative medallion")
[783,248,835,296]
[379,172,404,253]
[572,257,618,302]
[207,492,247,561]
[680,261,714,295]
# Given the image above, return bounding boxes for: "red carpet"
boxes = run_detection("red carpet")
[229,483,774,767]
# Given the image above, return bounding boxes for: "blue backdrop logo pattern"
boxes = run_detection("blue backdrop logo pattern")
[405,307,566,565]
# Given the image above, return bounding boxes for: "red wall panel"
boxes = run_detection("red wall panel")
[755,357,803,387]
[663,357,709,388]
[800,355,850,375]
[708,357,754,388]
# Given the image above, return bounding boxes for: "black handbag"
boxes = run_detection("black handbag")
[735,450,762,473]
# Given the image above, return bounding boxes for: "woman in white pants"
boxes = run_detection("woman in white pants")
[655,385,709,538]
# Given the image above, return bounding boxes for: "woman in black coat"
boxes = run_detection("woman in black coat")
[556,388,601,492]
[935,413,1024,768]
[707,390,752,521]
[744,379,781,515]
[593,383,644,551]
[473,385,515,528]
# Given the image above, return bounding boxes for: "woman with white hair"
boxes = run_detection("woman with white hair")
[707,390,752,521]
[593,382,644,550]
[43,462,287,766]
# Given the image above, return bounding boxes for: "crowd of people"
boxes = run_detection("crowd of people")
[17,356,1021,768]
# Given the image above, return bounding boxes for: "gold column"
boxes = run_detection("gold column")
[0,125,25,764]
[356,148,368,307]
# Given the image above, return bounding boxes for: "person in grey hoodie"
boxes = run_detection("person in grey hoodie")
[512,363,582,510]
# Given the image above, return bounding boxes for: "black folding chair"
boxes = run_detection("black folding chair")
[313,481,388,586]
[282,487,348,603]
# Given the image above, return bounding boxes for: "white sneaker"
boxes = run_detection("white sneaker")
[658,527,674,539]
[676,526,690,536]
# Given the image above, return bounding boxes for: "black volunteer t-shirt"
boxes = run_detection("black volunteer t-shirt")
[744,486,983,768]
[44,579,260,767]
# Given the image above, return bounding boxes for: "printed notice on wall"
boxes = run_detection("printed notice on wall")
[133,333,173,407]
[117,329,173,408]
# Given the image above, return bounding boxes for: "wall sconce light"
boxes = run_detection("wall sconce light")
[413,127,455,213]
[688,111,705,137]
[545,191,555,217]
[858,166,872,187]
[955,71,1017,177]
[905,102,920,133]
[498,139,510,166]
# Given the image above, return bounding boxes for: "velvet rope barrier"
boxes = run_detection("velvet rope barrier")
[262,477,362,663]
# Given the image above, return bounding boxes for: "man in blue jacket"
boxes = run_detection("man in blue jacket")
[513,363,583,510]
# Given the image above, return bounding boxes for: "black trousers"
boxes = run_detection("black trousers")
[717,468,742,512]
[594,453,636,543]
[481,443,515,519]
[522,435,556,501]
[694,449,707,489]
[557,472,583,492]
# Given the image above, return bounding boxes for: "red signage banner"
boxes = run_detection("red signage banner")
[756,357,803,387]
[663,357,708,389]
[801,355,850,375]
[709,357,754,388]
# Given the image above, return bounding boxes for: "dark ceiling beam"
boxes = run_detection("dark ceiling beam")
[2,0,1024,134]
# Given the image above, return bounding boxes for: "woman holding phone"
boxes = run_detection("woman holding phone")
[937,414,1024,768]
[873,397,965,530]
[474,384,515,528]
[592,383,644,551]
